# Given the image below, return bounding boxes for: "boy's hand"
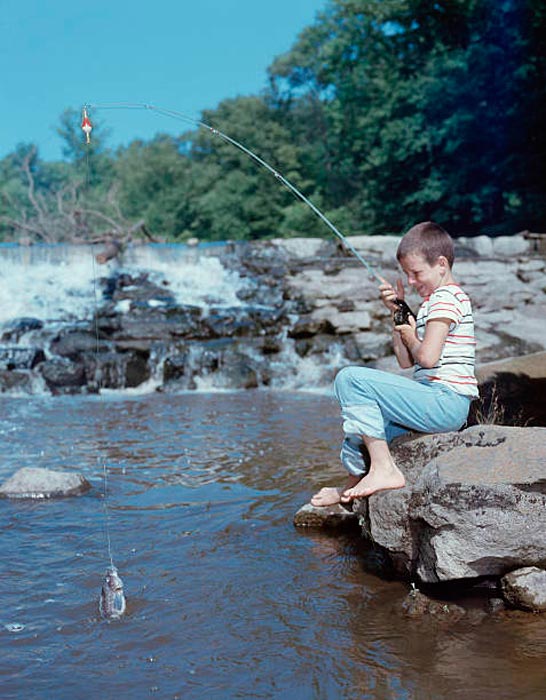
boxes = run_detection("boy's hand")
[394,315,418,349]
[378,276,405,313]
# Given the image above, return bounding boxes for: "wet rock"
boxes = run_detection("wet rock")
[85,351,150,389]
[293,502,359,530]
[40,357,86,392]
[50,330,108,359]
[0,370,33,393]
[353,425,546,583]
[1,317,43,342]
[0,467,91,498]
[501,567,546,612]
[203,307,259,338]
[113,304,203,342]
[102,271,176,306]
[163,350,189,383]
[197,343,260,390]
[0,346,45,370]
[401,589,467,621]
[486,597,507,614]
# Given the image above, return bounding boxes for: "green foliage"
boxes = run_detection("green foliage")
[2,0,544,242]
[269,0,546,235]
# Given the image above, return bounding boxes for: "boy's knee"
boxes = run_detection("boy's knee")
[334,366,354,398]
[334,365,375,402]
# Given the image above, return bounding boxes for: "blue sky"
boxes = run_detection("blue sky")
[1,0,326,161]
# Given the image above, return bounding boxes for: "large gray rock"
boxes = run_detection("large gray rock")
[0,467,91,498]
[501,567,546,612]
[354,425,546,582]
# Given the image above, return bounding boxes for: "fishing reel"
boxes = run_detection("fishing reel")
[393,299,416,326]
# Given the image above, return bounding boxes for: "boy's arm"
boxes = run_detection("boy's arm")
[397,318,451,368]
[392,328,414,368]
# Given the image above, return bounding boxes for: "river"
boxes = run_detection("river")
[1,391,545,699]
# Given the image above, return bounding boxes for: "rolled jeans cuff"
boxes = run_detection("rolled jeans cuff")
[340,435,370,476]
[341,403,385,440]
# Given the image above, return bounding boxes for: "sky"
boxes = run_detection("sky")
[0,0,326,161]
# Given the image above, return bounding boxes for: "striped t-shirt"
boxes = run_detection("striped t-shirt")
[413,284,479,397]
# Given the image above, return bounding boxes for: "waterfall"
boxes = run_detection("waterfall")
[0,242,247,326]
[0,242,339,395]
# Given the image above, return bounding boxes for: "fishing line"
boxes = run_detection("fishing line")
[83,101,384,283]
[82,116,124,615]
[90,249,115,571]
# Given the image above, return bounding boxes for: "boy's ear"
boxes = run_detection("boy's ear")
[438,255,449,270]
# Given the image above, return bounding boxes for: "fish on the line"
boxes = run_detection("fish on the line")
[99,566,126,619]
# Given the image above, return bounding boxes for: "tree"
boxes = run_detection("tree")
[185,96,313,240]
[268,0,546,235]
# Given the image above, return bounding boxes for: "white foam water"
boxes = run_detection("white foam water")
[0,243,248,327]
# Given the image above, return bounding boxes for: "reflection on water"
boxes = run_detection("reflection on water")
[1,392,545,699]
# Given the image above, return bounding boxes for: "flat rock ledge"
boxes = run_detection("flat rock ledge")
[0,467,91,499]
[294,502,359,531]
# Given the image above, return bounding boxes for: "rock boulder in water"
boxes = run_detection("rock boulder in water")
[40,357,86,392]
[501,567,546,612]
[352,425,546,582]
[0,467,91,498]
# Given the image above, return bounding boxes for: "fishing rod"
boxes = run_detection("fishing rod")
[82,102,414,323]
[82,101,383,282]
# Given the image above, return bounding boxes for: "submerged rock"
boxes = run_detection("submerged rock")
[0,467,91,498]
[293,502,359,530]
[501,567,546,612]
[400,589,468,621]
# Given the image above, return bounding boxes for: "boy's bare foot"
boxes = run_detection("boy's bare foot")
[340,461,405,501]
[311,475,362,507]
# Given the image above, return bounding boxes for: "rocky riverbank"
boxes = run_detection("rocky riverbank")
[1,233,545,409]
[295,423,546,613]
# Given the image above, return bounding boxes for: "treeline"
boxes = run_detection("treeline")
[1,0,545,244]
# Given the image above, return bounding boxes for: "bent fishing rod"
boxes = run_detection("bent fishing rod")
[83,101,384,280]
[83,102,414,322]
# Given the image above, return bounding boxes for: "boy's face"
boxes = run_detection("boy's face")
[399,253,448,298]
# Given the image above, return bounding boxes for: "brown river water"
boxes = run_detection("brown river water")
[1,391,545,699]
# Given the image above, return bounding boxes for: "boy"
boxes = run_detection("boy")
[311,221,478,506]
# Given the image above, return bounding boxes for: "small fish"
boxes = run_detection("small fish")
[99,566,126,620]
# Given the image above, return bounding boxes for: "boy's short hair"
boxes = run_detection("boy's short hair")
[396,221,454,268]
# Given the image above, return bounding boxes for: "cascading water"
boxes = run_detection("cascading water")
[0,243,246,324]
[0,242,342,395]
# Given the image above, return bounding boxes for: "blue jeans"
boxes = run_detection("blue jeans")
[334,366,471,476]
